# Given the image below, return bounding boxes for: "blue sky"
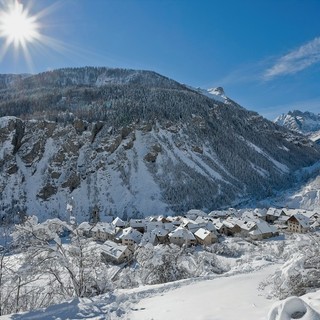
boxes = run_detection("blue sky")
[0,0,320,119]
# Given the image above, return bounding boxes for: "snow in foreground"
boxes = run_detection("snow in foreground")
[128,263,277,320]
[0,263,277,320]
[2,262,320,320]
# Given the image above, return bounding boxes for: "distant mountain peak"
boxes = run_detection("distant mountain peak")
[191,86,228,104]
[208,87,225,96]
[275,109,320,144]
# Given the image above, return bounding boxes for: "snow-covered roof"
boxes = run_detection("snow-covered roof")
[254,208,267,216]
[204,221,218,233]
[255,220,277,234]
[297,210,319,219]
[283,209,301,216]
[194,216,208,224]
[101,240,128,259]
[119,227,143,243]
[194,228,215,240]
[208,210,228,218]
[77,221,92,231]
[91,222,115,234]
[290,213,310,228]
[145,221,163,229]
[223,217,242,229]
[169,227,195,240]
[151,227,169,237]
[238,220,256,231]
[241,212,260,223]
[278,215,290,222]
[211,218,224,230]
[266,208,283,217]
[129,219,146,228]
[112,217,125,227]
[180,218,200,231]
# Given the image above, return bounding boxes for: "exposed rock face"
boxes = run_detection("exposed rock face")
[144,152,158,163]
[0,67,320,222]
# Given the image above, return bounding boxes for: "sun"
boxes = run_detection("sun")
[0,0,75,71]
[0,0,39,48]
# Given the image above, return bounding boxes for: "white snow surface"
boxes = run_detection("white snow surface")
[273,167,320,211]
[0,263,278,320]
[128,263,276,320]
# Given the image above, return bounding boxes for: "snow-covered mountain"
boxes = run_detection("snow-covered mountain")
[275,110,320,144]
[1,67,320,222]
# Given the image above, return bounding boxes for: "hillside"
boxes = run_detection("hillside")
[1,67,320,222]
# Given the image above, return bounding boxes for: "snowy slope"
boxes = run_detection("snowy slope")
[128,263,277,320]
[273,173,320,210]
[1,67,320,221]
[3,262,320,320]
[2,231,320,320]
[0,263,278,320]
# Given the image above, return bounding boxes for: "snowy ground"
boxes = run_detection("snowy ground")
[3,233,320,319]
[127,263,278,320]
[0,262,279,320]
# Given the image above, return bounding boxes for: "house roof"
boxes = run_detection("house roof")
[289,214,310,228]
[298,210,319,219]
[112,217,125,227]
[91,222,115,235]
[77,221,92,231]
[130,219,146,228]
[250,220,277,236]
[119,227,143,243]
[194,228,215,240]
[169,227,195,240]
[211,218,224,230]
[151,227,169,237]
[238,219,256,231]
[205,221,218,233]
[278,215,290,222]
[101,240,129,259]
[283,209,301,216]
[223,217,242,229]
[145,221,163,229]
[266,208,283,217]
[208,210,228,218]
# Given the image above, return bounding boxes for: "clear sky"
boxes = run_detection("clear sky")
[0,0,320,119]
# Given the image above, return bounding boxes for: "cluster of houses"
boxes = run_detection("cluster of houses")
[76,207,320,264]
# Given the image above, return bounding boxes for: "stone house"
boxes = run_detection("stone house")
[100,240,132,264]
[116,227,143,248]
[194,228,217,245]
[90,222,116,242]
[287,214,310,233]
[168,226,196,247]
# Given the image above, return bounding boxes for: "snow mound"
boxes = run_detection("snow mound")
[268,296,320,320]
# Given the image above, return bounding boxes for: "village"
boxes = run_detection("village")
[75,206,320,265]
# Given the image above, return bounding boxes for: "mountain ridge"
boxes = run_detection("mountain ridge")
[1,67,320,222]
[274,110,320,144]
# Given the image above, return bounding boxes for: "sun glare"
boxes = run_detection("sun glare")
[0,0,42,65]
[0,0,85,71]
[0,0,39,48]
